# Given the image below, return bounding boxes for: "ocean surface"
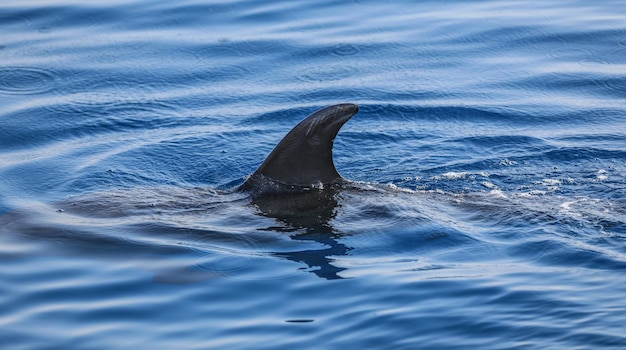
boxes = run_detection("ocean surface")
[1,0,625,348]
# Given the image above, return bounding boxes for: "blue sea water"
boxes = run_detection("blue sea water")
[1,0,625,348]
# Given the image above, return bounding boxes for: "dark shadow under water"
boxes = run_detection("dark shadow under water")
[252,186,351,280]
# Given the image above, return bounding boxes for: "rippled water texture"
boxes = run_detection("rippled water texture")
[1,1,626,348]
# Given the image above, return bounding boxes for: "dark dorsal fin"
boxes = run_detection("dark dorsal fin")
[242,103,359,190]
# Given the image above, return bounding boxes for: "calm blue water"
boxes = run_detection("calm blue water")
[1,0,625,348]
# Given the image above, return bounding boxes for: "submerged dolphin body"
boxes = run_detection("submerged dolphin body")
[240,103,359,193]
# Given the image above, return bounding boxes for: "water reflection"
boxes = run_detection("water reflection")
[251,186,351,280]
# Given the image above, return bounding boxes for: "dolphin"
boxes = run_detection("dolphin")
[237,103,359,279]
[240,103,359,193]
[0,103,362,281]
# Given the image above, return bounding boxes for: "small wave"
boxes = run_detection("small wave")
[438,172,468,180]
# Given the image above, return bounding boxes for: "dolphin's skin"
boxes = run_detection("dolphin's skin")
[240,103,359,192]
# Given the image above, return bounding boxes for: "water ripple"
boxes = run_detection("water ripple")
[189,64,252,82]
[547,47,595,60]
[189,39,288,60]
[296,64,360,83]
[604,77,626,92]
[67,94,176,115]
[0,14,31,29]
[290,43,362,60]
[460,26,557,48]
[0,67,57,95]
[331,43,360,56]
[190,234,303,281]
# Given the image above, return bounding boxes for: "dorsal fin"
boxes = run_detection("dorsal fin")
[241,103,359,190]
